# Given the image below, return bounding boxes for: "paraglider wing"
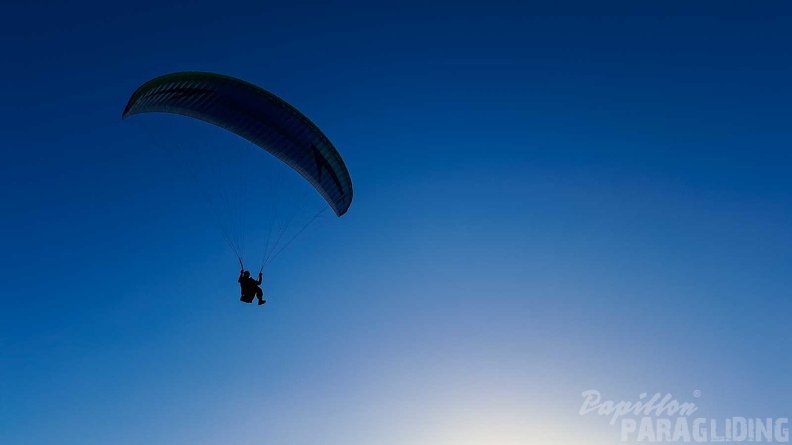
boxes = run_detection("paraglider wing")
[122,72,353,216]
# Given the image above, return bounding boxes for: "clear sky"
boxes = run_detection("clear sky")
[1,2,790,444]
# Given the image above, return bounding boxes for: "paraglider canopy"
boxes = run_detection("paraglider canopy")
[122,71,353,216]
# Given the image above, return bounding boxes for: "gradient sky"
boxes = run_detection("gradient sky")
[1,2,790,444]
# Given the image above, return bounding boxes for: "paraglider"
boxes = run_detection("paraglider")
[238,270,265,305]
[123,72,353,304]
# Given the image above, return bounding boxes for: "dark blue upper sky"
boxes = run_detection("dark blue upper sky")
[1,2,790,444]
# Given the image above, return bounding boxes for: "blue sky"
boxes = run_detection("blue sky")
[1,2,790,444]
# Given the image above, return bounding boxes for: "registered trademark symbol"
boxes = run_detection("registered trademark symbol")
[693,390,701,398]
